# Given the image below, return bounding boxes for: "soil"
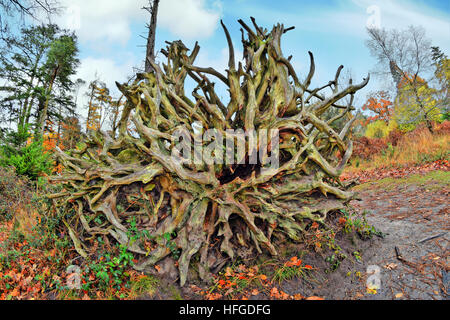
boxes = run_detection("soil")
[283,172,449,300]
[346,179,449,300]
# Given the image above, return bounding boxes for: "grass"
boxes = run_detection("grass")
[353,170,450,192]
[272,262,312,283]
[129,275,159,298]
[346,129,449,173]
[202,250,325,300]
[1,126,446,300]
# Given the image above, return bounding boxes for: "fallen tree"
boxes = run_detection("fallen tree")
[50,18,369,286]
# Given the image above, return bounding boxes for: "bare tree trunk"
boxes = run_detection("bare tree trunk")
[144,0,160,73]
[36,65,58,138]
[412,84,434,134]
[86,84,96,133]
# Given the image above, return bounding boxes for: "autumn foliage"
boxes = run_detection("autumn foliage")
[362,91,393,125]
[353,137,388,160]
[349,121,449,173]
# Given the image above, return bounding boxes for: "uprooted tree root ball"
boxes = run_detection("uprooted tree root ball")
[50,18,369,286]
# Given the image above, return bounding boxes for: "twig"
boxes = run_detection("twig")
[418,232,447,244]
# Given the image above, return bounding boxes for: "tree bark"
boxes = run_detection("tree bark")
[145,0,160,73]
[35,65,59,138]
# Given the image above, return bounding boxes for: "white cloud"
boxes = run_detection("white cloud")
[76,57,135,89]
[233,0,449,51]
[55,0,222,45]
[158,0,222,39]
[52,0,223,120]
[351,0,450,51]
[55,0,144,45]
[196,47,229,74]
[73,56,137,120]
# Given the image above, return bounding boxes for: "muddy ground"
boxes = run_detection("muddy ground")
[347,174,449,300]
[288,171,449,300]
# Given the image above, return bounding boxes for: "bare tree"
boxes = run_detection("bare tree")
[366,26,432,86]
[366,26,439,132]
[0,0,60,37]
[144,0,159,73]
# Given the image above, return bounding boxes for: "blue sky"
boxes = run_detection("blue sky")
[53,0,450,119]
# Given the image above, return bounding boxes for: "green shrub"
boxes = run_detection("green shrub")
[365,120,397,138]
[0,130,52,180]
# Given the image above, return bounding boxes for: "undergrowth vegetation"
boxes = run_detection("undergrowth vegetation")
[0,168,161,300]
[192,207,381,300]
[349,121,449,172]
[1,165,381,300]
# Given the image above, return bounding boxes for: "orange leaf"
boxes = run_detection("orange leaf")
[82,294,91,300]
[270,287,279,297]
[306,296,324,300]
[10,288,20,297]
[224,267,233,277]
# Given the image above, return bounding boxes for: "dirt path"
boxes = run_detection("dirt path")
[348,171,449,300]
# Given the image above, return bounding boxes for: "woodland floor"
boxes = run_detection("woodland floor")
[347,170,449,300]
[293,168,449,300]
[136,167,449,300]
[1,165,448,300]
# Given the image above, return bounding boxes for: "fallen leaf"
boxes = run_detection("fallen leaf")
[270,287,279,297]
[305,296,324,300]
[10,288,20,297]
[367,288,377,295]
[224,267,233,277]
[384,263,398,270]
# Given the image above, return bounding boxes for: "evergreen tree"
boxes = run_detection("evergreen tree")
[0,24,80,140]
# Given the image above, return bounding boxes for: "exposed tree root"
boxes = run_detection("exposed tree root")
[50,18,369,286]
